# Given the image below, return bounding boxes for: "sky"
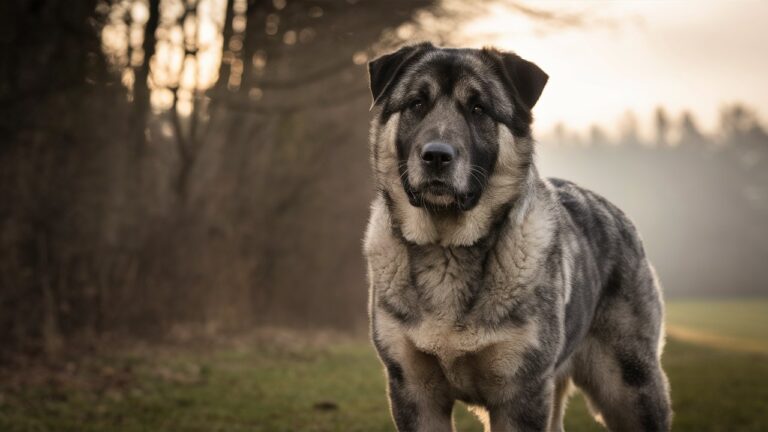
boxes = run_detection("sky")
[455,0,768,139]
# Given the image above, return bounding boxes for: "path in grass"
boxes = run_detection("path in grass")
[666,324,768,355]
[665,299,768,354]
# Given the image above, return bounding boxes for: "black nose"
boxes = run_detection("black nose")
[421,142,456,170]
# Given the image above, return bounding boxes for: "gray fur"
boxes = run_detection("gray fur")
[364,44,671,431]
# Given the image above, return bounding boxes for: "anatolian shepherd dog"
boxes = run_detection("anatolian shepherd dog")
[363,43,672,432]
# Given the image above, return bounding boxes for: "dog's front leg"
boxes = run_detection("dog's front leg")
[487,378,555,432]
[386,365,454,432]
[377,334,454,432]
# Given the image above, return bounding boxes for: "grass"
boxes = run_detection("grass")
[1,299,767,431]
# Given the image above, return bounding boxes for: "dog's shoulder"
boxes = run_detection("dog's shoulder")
[548,178,637,233]
[546,177,646,270]
[363,195,393,255]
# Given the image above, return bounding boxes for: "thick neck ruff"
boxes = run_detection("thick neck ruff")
[384,167,540,248]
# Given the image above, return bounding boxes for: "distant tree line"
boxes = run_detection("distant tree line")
[539,105,768,299]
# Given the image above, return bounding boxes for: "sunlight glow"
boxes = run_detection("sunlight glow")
[452,1,768,139]
[101,0,227,112]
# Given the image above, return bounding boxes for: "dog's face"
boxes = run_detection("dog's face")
[368,43,548,213]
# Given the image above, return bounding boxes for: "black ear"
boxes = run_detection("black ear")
[497,51,549,110]
[368,42,433,107]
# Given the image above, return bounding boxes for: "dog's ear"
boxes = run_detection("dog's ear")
[496,51,549,110]
[368,42,433,107]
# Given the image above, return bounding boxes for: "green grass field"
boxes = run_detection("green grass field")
[1,299,767,431]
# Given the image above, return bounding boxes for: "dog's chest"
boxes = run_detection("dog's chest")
[407,244,484,319]
[403,305,537,402]
[400,246,538,395]
[366,214,549,399]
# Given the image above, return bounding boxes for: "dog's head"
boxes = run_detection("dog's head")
[368,43,548,244]
[369,43,548,245]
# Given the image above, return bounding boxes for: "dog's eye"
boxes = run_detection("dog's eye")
[472,104,485,116]
[409,99,424,113]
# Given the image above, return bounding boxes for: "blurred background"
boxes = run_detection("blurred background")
[1,0,766,431]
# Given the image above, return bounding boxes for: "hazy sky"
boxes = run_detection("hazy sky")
[458,1,768,138]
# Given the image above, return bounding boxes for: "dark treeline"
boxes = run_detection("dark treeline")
[539,106,768,299]
[0,0,433,360]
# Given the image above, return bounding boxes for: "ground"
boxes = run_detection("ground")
[1,300,767,432]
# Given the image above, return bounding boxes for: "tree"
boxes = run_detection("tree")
[654,106,670,146]
[678,111,705,147]
[720,103,768,147]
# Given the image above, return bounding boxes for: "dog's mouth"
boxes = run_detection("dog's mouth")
[405,180,480,211]
[422,181,456,207]
[423,180,453,196]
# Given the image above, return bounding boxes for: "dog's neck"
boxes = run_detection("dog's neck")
[387,166,544,248]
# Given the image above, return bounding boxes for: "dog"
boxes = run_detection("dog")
[363,43,672,432]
